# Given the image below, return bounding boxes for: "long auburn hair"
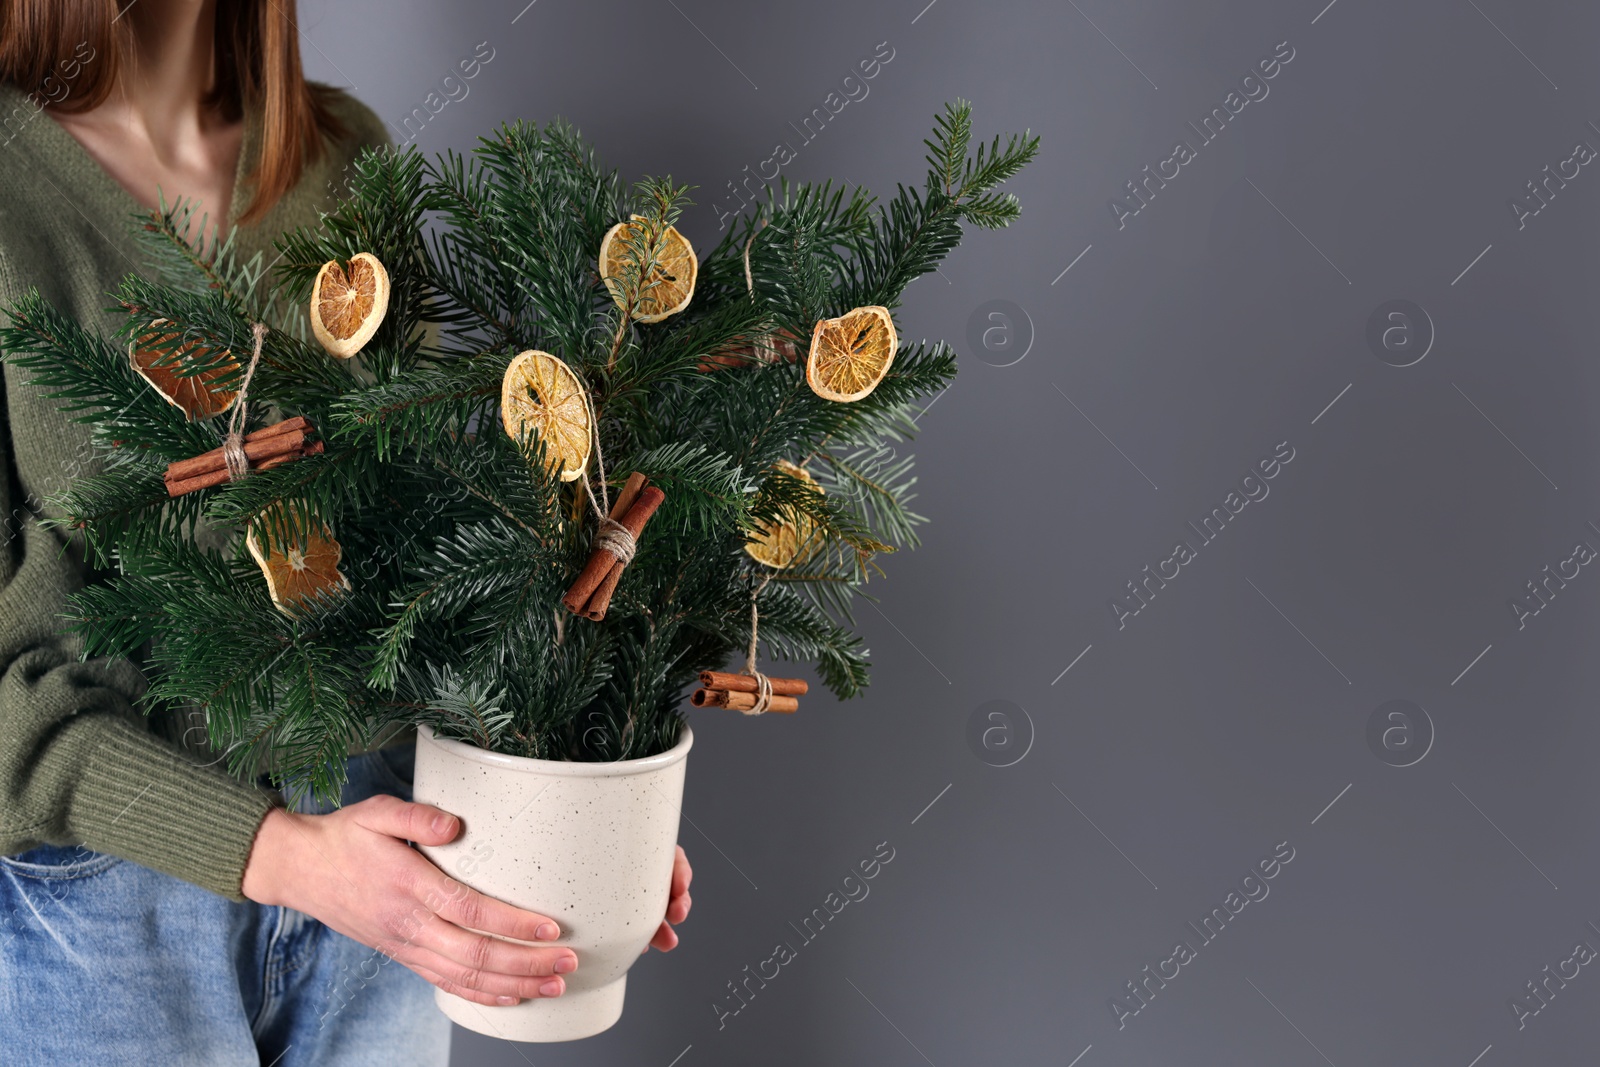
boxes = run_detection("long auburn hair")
[0,0,347,224]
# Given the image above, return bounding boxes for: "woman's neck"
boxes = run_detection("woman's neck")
[101,0,221,164]
[48,0,245,236]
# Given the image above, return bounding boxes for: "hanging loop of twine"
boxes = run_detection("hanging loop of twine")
[741,573,775,715]
[579,381,613,523]
[221,322,268,482]
[576,373,644,575]
[742,216,767,299]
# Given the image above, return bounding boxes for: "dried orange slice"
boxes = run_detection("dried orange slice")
[806,305,898,402]
[129,319,238,420]
[744,460,822,569]
[246,508,351,614]
[500,349,591,482]
[598,215,697,323]
[310,252,390,358]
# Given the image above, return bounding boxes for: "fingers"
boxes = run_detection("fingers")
[406,938,568,999]
[377,846,576,997]
[414,911,577,982]
[383,907,573,998]
[409,963,513,1006]
[405,951,568,1004]
[645,844,692,952]
[664,844,692,925]
[419,865,562,944]
[398,863,576,986]
[672,845,692,897]
[380,815,565,943]
[352,794,462,846]
[650,919,680,952]
[666,887,692,925]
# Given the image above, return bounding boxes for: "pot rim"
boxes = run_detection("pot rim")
[416,723,693,778]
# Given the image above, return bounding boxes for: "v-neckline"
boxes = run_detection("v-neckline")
[3,81,261,245]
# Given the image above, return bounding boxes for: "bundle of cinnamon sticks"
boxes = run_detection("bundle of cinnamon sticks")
[690,670,807,714]
[698,327,800,371]
[163,416,323,497]
[561,471,664,621]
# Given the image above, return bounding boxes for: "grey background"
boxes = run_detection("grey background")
[300,1,1600,1064]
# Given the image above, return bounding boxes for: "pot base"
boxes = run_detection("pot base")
[435,976,627,1043]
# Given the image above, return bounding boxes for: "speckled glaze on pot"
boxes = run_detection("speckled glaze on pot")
[412,724,692,1042]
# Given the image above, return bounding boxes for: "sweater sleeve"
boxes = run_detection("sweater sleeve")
[0,216,291,900]
[0,462,279,899]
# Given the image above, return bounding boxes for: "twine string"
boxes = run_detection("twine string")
[742,217,780,365]
[579,383,612,522]
[741,572,775,715]
[576,375,642,568]
[594,517,637,566]
[221,322,268,482]
[221,435,248,481]
[742,216,767,299]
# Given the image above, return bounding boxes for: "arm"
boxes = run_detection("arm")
[0,85,393,899]
[0,412,278,898]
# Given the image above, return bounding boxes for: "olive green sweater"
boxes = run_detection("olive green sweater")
[0,81,390,900]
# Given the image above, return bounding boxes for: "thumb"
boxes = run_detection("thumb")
[354,794,462,845]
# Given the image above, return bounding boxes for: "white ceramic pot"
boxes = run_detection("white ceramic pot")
[412,724,692,1042]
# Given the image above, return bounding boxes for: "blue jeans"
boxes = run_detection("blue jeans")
[0,746,451,1066]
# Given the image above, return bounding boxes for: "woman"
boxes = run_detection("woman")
[0,2,691,1063]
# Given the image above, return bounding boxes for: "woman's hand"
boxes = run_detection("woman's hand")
[646,845,693,952]
[242,796,577,1007]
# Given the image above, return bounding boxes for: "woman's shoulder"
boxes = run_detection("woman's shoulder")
[265,83,393,226]
[309,82,393,154]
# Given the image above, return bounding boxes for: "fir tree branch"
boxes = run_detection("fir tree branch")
[5,101,1037,795]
